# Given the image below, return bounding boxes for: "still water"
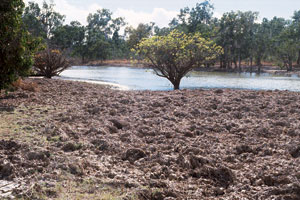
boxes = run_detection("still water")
[59,66,300,91]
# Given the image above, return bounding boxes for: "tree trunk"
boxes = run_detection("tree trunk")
[297,50,300,66]
[258,63,261,74]
[233,59,237,70]
[81,55,85,64]
[173,80,180,90]
[238,53,241,72]
[288,59,293,72]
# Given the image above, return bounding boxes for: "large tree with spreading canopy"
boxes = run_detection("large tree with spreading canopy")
[134,30,222,90]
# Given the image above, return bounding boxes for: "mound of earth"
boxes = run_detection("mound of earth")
[0,78,299,199]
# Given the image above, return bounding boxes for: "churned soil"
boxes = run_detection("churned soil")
[0,78,300,200]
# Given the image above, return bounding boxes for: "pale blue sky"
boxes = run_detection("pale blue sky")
[25,0,300,27]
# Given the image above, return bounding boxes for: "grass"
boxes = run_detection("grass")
[16,176,136,200]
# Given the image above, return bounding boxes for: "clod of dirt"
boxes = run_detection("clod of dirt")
[62,142,82,152]
[191,166,235,188]
[0,106,15,112]
[27,151,50,161]
[214,89,224,94]
[235,145,254,155]
[0,162,13,179]
[68,163,83,176]
[268,183,300,199]
[189,155,210,169]
[289,145,300,158]
[87,107,101,115]
[122,148,146,163]
[0,140,20,151]
[109,119,128,129]
[262,175,291,186]
[108,126,118,134]
[91,139,109,151]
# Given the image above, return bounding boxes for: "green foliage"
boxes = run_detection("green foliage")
[134,30,223,89]
[0,0,40,90]
[51,21,84,50]
[84,9,126,61]
[22,0,65,42]
[273,21,298,71]
[126,23,155,50]
[34,49,70,78]
[217,11,258,70]
[169,0,215,37]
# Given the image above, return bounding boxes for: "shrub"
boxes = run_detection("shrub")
[34,49,71,78]
[0,0,40,90]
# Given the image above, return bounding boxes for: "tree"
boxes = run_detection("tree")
[51,21,85,52]
[292,10,300,65]
[22,0,65,43]
[0,0,40,89]
[252,18,271,72]
[85,9,126,61]
[125,23,155,50]
[134,30,222,90]
[274,21,298,71]
[169,0,215,37]
[217,11,258,71]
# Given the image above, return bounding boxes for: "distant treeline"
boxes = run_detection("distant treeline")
[22,0,300,71]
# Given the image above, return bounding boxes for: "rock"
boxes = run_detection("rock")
[122,148,146,163]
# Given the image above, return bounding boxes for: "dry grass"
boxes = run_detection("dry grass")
[12,79,40,92]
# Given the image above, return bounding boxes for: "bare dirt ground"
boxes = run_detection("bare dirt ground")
[0,78,300,200]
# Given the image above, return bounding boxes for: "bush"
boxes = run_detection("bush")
[34,49,71,78]
[0,0,39,90]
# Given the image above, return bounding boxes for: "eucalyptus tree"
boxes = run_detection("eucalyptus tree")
[86,9,126,60]
[51,21,85,51]
[252,18,271,72]
[169,0,215,37]
[22,1,65,42]
[292,10,300,65]
[274,21,298,71]
[125,22,155,50]
[217,11,258,71]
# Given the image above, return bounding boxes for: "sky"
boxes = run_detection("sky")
[24,0,300,27]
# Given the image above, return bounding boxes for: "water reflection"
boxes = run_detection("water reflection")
[59,66,300,91]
